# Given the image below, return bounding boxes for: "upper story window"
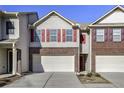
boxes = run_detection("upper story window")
[66,29,73,42]
[34,30,41,42]
[6,21,15,34]
[50,29,57,42]
[113,28,121,42]
[96,29,104,42]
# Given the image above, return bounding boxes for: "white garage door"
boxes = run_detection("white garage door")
[96,56,124,72]
[33,55,74,72]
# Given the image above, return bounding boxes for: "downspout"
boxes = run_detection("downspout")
[78,28,80,73]
[89,28,92,72]
[76,24,81,74]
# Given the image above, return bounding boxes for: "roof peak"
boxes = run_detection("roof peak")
[89,5,124,26]
[33,10,75,26]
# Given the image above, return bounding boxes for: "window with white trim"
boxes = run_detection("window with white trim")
[34,30,41,42]
[50,29,57,42]
[6,21,15,34]
[96,29,104,42]
[113,28,121,42]
[66,29,73,42]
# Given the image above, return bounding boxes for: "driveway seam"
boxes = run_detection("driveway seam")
[100,74,118,88]
[42,72,54,88]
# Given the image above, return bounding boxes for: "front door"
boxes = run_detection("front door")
[8,50,13,73]
[80,54,87,71]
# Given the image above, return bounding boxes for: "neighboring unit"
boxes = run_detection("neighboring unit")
[89,6,124,72]
[0,11,38,74]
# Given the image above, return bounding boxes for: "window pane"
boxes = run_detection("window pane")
[50,30,57,35]
[66,29,72,35]
[50,29,57,42]
[113,35,121,41]
[6,21,14,34]
[8,29,14,34]
[96,35,104,42]
[34,31,41,42]
[96,29,104,35]
[66,36,72,41]
[36,30,40,34]
[50,36,57,41]
[34,36,40,42]
[66,29,72,42]
[6,21,14,29]
[113,28,121,35]
[96,29,104,42]
[113,28,121,42]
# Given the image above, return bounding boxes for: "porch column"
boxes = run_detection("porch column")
[12,43,17,75]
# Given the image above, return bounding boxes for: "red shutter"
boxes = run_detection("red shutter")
[121,28,124,41]
[73,30,77,42]
[92,28,96,41]
[82,34,86,44]
[46,29,50,42]
[31,29,34,42]
[41,29,45,42]
[108,28,113,41]
[105,28,108,41]
[80,33,83,44]
[62,29,66,42]
[58,29,61,42]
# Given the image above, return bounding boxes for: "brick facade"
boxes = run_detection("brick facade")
[29,47,79,72]
[91,27,124,71]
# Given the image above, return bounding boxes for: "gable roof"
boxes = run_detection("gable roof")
[32,11,75,27]
[89,5,124,27]
[0,11,38,18]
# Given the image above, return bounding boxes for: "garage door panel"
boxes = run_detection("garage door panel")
[96,56,124,72]
[41,56,74,72]
[33,55,74,72]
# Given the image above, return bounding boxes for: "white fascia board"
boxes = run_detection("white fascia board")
[33,11,75,26]
[89,5,124,26]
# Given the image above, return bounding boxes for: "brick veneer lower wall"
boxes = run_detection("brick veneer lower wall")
[29,47,79,72]
[92,29,124,72]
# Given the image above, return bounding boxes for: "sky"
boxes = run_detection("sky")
[0,5,118,23]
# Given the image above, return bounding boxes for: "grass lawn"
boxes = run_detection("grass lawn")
[77,73,111,84]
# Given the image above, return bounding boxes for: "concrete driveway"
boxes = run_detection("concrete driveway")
[100,72,124,88]
[3,72,121,88]
[3,72,84,88]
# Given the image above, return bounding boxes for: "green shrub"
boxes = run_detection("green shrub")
[94,73,101,77]
[86,73,92,77]
[80,74,85,76]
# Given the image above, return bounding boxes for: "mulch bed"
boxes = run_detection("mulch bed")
[77,74,111,84]
[0,75,21,87]
[0,72,33,87]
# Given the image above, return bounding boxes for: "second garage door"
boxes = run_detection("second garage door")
[33,55,75,72]
[96,56,124,72]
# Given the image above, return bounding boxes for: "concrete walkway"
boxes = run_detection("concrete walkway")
[3,72,83,88]
[100,72,124,88]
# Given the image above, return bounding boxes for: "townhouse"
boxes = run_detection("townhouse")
[0,11,38,75]
[0,5,124,75]
[89,5,124,72]
[29,11,81,72]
